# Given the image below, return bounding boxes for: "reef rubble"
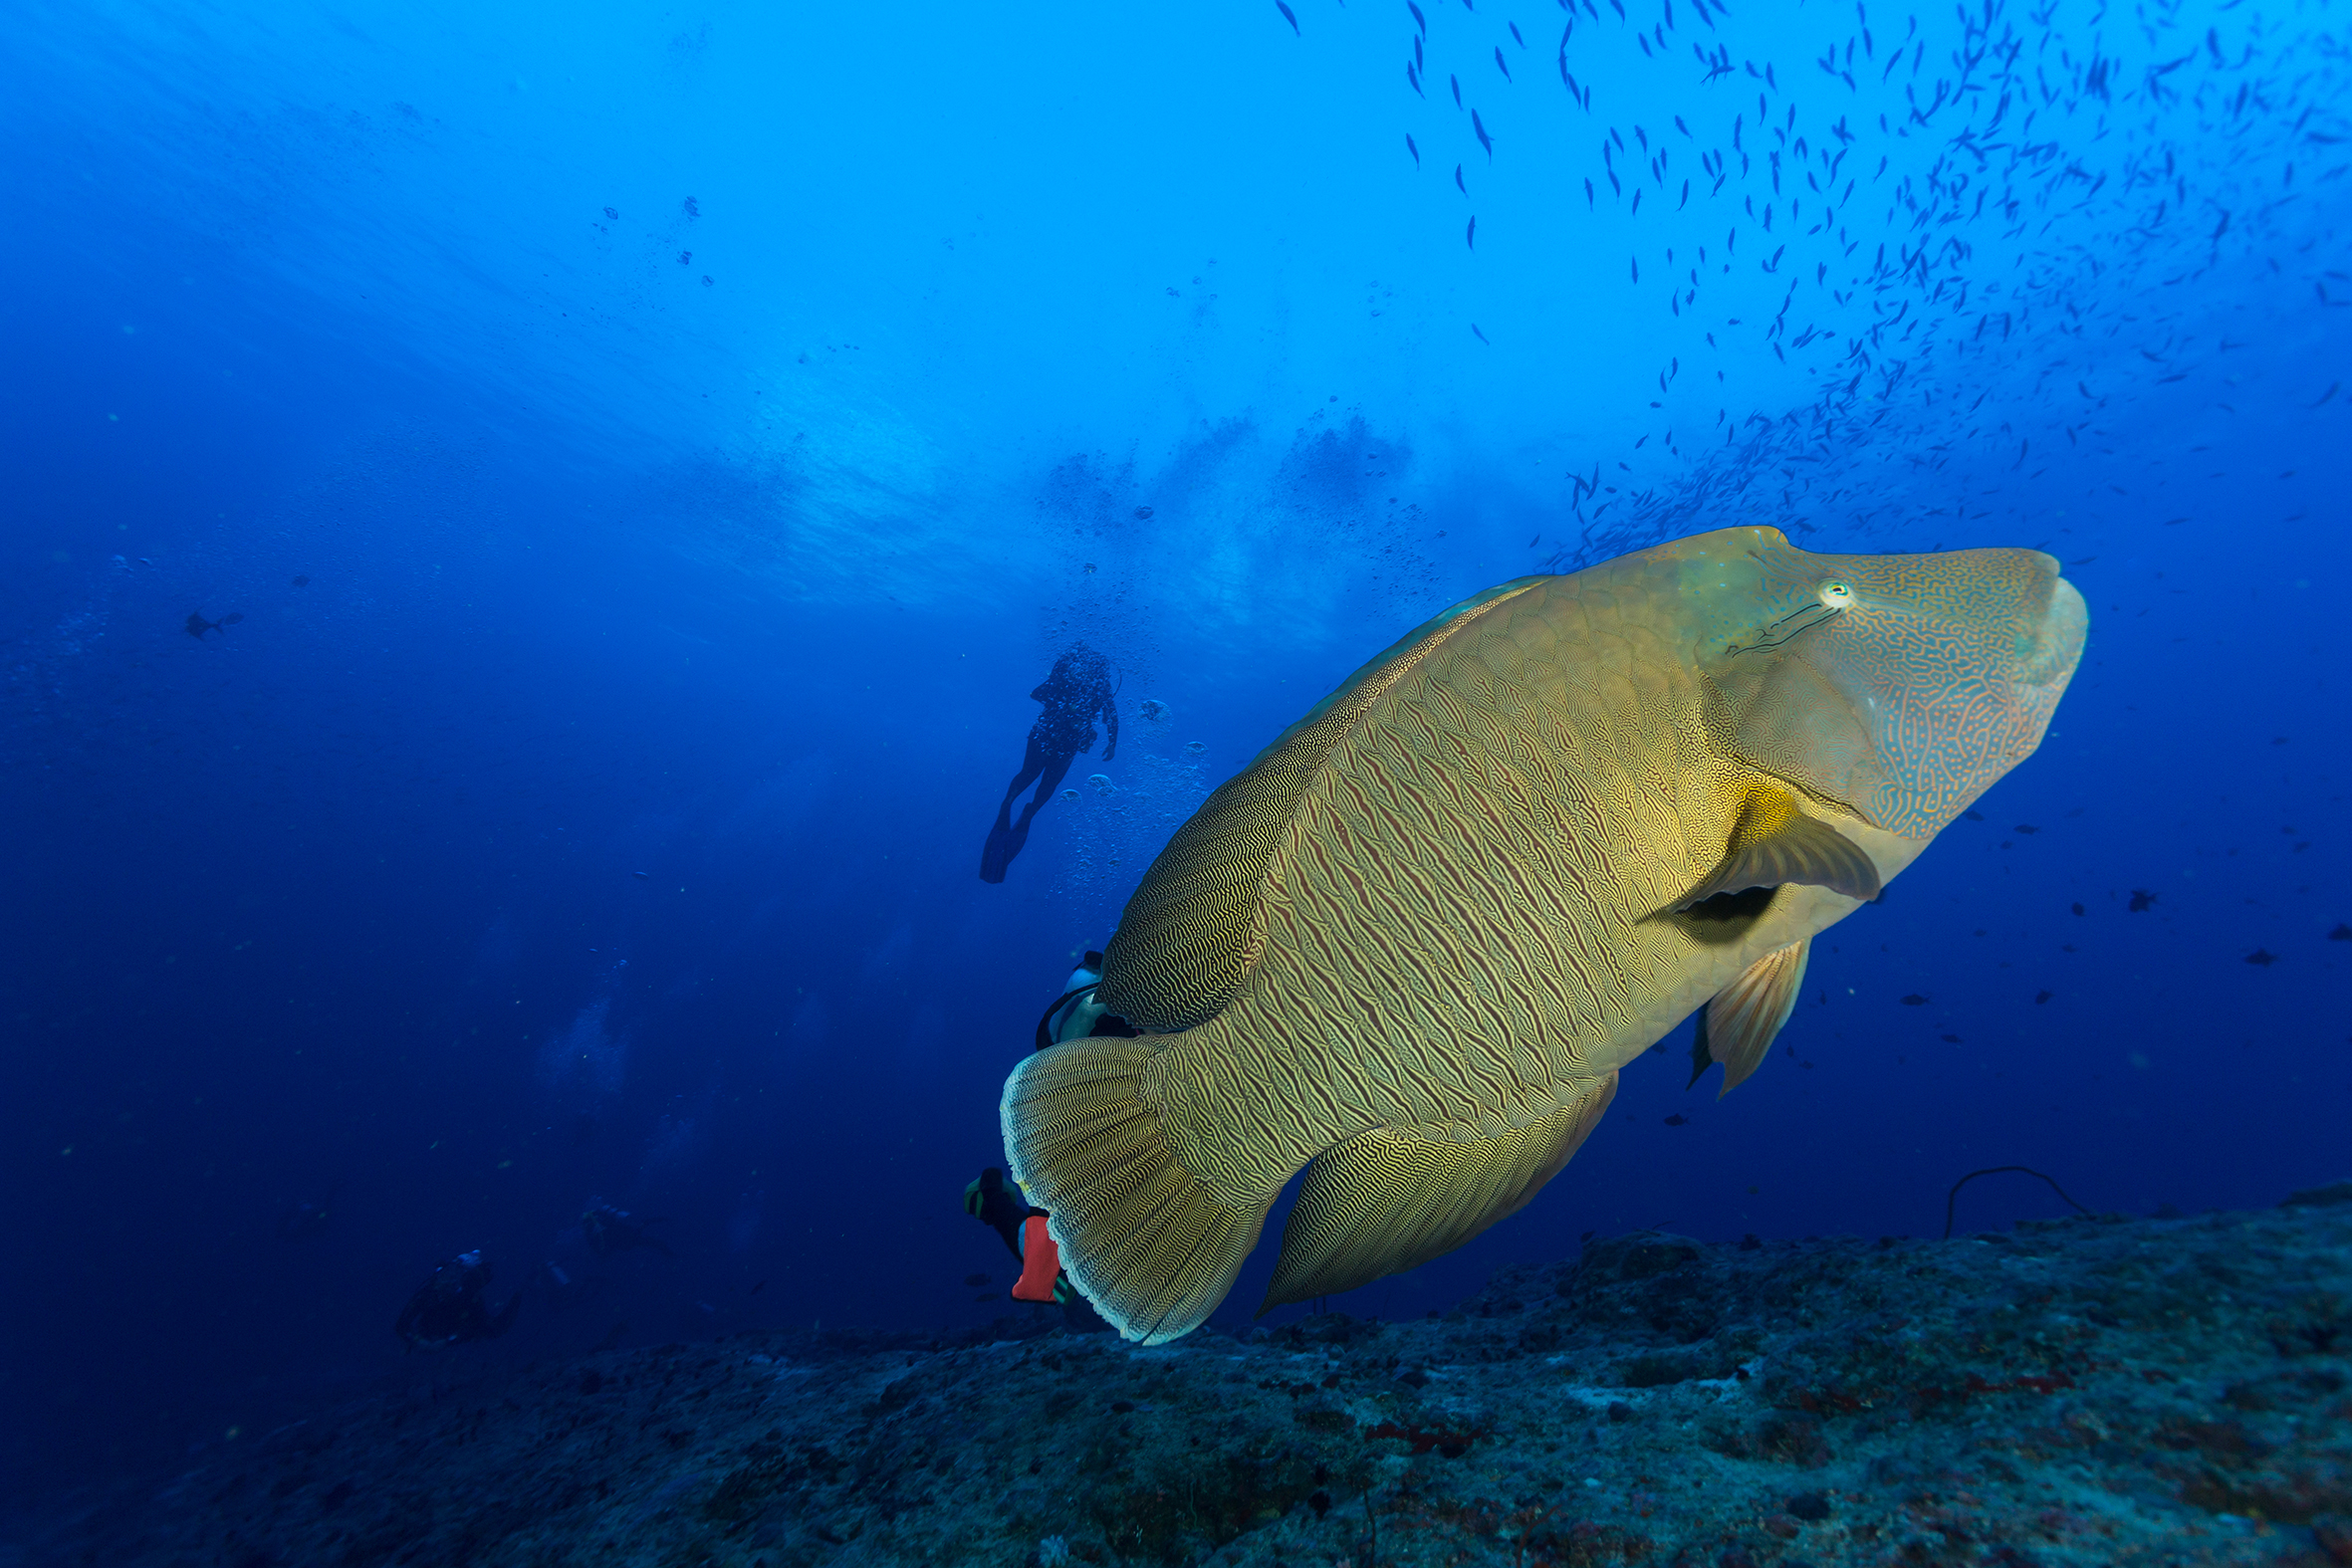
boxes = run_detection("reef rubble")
[24,1185,2352,1568]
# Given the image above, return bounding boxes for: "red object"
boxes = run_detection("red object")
[1012,1216,1059,1302]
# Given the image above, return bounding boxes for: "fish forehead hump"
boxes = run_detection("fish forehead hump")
[1643,527,2087,838]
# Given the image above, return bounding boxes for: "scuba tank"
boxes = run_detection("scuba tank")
[1035,950,1109,1049]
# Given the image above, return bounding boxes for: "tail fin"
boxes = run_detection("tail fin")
[1001,1037,1269,1344]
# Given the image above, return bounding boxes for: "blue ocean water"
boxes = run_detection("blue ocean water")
[2,0,2346,1510]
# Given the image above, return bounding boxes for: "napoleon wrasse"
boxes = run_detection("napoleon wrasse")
[1003,526,2087,1344]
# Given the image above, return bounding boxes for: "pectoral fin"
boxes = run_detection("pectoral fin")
[1687,938,1811,1096]
[1262,1074,1618,1312]
[1679,785,1881,909]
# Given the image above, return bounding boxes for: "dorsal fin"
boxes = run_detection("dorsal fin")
[1099,579,1549,1033]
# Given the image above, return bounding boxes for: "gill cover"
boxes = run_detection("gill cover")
[1680,531,2087,839]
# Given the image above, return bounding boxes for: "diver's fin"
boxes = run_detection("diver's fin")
[1261,1073,1619,1313]
[1011,1216,1061,1302]
[1694,939,1810,1097]
[978,817,1023,884]
[1001,1036,1272,1345]
[1680,785,1881,908]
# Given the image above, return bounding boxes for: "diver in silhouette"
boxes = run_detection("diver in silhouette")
[580,1201,673,1258]
[394,1250,522,1351]
[980,644,1118,883]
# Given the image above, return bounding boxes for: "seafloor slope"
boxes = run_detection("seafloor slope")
[33,1186,2352,1568]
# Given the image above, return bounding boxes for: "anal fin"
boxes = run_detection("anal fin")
[1261,1074,1618,1312]
[1679,785,1881,909]
[1691,938,1810,1097]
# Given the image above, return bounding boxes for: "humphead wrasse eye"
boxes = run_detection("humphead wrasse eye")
[1817,580,1855,608]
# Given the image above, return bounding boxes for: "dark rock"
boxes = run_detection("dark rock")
[2284,1181,2352,1209]
[1620,1352,1696,1388]
[1597,1233,1703,1279]
[25,1195,2352,1568]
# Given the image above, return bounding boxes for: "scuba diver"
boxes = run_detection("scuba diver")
[394,1250,522,1351]
[979,644,1119,884]
[580,1200,673,1258]
[963,948,1135,1325]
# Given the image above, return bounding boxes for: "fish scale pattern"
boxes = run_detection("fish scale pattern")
[1100,579,1551,1036]
[1148,568,1741,1208]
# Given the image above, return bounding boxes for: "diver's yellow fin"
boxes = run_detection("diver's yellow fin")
[1001,1036,1272,1345]
[1689,938,1810,1096]
[1679,785,1881,908]
[1261,1074,1618,1312]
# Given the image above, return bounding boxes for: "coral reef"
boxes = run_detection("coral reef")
[22,1186,2352,1567]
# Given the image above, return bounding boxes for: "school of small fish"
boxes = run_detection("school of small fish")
[1274,0,2345,564]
